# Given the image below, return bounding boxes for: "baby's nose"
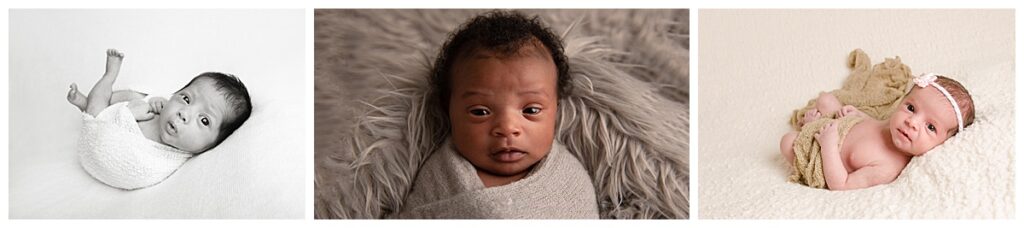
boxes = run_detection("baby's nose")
[177,110,189,123]
[491,114,522,137]
[905,115,924,130]
[492,126,522,137]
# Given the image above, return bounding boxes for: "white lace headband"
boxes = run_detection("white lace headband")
[912,73,964,132]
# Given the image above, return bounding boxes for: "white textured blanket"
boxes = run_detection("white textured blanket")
[394,140,600,219]
[79,102,193,190]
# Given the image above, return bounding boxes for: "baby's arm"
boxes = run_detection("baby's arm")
[816,122,896,190]
[83,49,125,116]
[826,164,899,191]
[127,99,156,121]
[815,122,849,188]
[125,97,168,121]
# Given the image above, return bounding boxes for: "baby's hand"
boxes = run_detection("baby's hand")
[838,105,862,118]
[148,97,167,114]
[128,99,156,121]
[814,121,840,150]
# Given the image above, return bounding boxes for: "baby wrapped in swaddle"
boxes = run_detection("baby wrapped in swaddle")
[67,49,253,190]
[396,139,598,218]
[79,100,194,190]
[393,11,599,218]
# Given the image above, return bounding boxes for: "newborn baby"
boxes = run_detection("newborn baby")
[395,11,599,218]
[781,74,975,190]
[67,49,252,190]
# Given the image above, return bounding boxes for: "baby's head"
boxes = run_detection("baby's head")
[431,11,571,177]
[158,72,253,154]
[889,74,974,156]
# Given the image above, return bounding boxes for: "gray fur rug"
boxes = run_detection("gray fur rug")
[314,9,689,219]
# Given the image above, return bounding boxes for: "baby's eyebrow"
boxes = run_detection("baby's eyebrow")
[460,90,492,98]
[518,90,546,96]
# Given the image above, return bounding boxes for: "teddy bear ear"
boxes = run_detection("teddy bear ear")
[847,48,871,72]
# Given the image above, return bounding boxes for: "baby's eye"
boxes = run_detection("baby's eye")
[523,107,542,115]
[906,104,915,112]
[182,95,191,104]
[201,117,210,126]
[469,108,490,116]
[927,123,937,132]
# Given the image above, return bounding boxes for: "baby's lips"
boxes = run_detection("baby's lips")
[491,150,527,163]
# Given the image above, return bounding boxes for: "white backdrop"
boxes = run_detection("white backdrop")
[9,9,305,218]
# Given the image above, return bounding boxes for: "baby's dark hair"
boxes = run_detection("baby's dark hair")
[431,10,572,111]
[177,72,253,147]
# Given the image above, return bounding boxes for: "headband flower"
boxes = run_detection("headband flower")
[913,73,938,88]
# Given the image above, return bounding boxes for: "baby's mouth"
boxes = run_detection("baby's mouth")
[491,147,527,163]
[898,128,911,143]
[166,121,178,136]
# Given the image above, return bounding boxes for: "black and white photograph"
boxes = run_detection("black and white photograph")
[314,9,690,219]
[8,9,305,218]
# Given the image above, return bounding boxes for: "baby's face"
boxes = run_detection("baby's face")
[158,77,234,153]
[448,48,559,177]
[889,86,960,156]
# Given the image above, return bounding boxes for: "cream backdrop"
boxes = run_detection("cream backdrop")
[698,9,1014,219]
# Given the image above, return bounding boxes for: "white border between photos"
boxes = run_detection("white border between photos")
[2,0,1022,227]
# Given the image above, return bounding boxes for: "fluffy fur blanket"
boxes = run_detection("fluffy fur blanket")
[314,9,689,219]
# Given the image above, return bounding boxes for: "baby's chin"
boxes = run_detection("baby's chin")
[477,159,541,177]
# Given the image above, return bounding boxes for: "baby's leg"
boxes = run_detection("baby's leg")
[800,92,844,126]
[67,86,147,111]
[67,83,86,111]
[814,92,843,116]
[83,49,124,116]
[780,131,798,165]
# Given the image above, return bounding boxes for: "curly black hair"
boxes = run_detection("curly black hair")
[430,10,572,112]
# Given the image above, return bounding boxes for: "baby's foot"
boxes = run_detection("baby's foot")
[801,108,822,126]
[105,49,124,76]
[67,83,87,111]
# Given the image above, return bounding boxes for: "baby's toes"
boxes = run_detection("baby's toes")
[803,110,820,123]
[107,49,123,58]
[66,84,78,99]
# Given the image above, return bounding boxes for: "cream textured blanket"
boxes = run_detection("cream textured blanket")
[79,102,192,190]
[394,139,599,219]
